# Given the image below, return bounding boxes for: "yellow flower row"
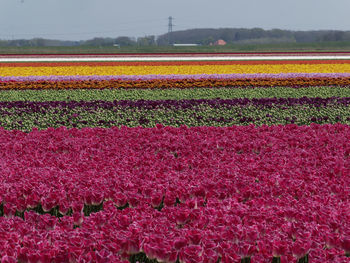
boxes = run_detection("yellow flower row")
[1,64,350,76]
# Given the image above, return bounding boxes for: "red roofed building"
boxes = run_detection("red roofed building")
[213,39,227,46]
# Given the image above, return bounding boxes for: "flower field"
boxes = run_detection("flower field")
[0,54,349,263]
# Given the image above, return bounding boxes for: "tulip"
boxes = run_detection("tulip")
[3,203,16,218]
[72,202,84,213]
[179,245,204,263]
[174,237,188,251]
[272,240,288,257]
[1,255,16,263]
[41,198,57,212]
[92,192,104,206]
[175,210,191,226]
[59,200,70,215]
[341,238,350,256]
[291,240,310,260]
[73,212,84,227]
[95,249,112,263]
[150,192,163,208]
[114,192,128,208]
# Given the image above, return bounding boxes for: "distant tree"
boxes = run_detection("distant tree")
[250,28,265,38]
[114,36,136,46]
[200,36,215,45]
[137,35,156,46]
[220,28,235,42]
[321,31,345,42]
[31,38,46,46]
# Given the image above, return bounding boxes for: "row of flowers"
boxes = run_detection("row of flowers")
[0,97,349,131]
[1,63,350,76]
[2,77,350,90]
[0,202,349,263]
[1,86,349,105]
[0,124,349,262]
[2,72,350,81]
[0,96,349,108]
[1,59,350,68]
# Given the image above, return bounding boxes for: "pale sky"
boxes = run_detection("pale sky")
[0,0,349,40]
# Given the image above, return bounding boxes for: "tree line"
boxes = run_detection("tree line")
[1,28,350,47]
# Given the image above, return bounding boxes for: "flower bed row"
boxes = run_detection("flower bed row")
[1,202,349,263]
[1,86,350,102]
[2,59,350,67]
[3,73,350,81]
[0,97,349,131]
[0,124,349,262]
[2,77,350,90]
[1,63,350,76]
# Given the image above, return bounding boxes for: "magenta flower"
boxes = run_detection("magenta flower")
[291,240,310,259]
[175,209,191,225]
[3,203,16,218]
[1,255,16,263]
[174,237,188,251]
[341,238,350,255]
[58,200,70,215]
[150,192,163,208]
[179,245,203,263]
[73,212,84,226]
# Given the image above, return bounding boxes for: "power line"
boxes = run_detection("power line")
[168,16,174,45]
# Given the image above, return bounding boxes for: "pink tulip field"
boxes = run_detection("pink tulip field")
[0,54,349,263]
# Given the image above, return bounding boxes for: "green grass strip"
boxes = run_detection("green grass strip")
[1,86,350,102]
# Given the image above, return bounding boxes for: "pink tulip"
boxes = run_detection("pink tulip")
[95,249,112,263]
[41,197,56,212]
[272,240,288,257]
[291,240,310,259]
[27,252,41,263]
[72,202,84,213]
[150,192,163,208]
[341,238,350,254]
[73,212,84,226]
[1,255,16,263]
[174,237,188,250]
[59,200,70,215]
[175,209,190,225]
[114,192,127,207]
[3,203,16,218]
[92,192,104,206]
[179,245,203,263]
